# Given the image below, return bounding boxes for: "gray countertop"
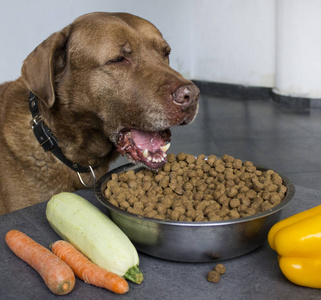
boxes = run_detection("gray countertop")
[1,186,321,300]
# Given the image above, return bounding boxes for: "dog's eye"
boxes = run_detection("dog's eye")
[164,50,170,58]
[163,47,171,62]
[107,56,126,64]
[114,56,126,63]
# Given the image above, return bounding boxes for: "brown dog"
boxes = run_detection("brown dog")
[0,12,199,215]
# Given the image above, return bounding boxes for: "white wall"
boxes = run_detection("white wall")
[274,0,321,99]
[0,0,193,83]
[1,0,321,99]
[191,0,276,88]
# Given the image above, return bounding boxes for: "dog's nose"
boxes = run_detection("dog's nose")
[173,84,199,106]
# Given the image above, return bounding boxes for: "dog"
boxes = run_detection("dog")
[0,12,199,215]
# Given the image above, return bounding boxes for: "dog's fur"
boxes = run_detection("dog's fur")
[0,12,199,215]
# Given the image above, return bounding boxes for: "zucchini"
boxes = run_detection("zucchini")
[46,192,143,284]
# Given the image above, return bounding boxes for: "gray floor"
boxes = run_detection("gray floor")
[110,94,321,191]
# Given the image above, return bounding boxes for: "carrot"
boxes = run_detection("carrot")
[5,230,75,295]
[51,240,129,294]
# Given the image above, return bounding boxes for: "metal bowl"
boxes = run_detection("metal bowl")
[95,162,295,262]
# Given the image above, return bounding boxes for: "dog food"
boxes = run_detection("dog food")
[104,153,287,222]
[207,264,226,283]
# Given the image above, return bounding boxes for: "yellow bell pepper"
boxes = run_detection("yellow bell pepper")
[268,205,321,288]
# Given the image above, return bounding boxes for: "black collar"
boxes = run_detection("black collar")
[29,92,96,186]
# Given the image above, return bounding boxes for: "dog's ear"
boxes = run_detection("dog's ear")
[21,25,71,108]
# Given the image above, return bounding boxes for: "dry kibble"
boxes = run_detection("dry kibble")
[179,161,187,168]
[218,208,229,217]
[241,197,251,207]
[119,200,130,209]
[186,154,196,164]
[186,209,196,219]
[226,187,238,198]
[197,183,207,192]
[202,164,211,173]
[228,209,240,219]
[184,182,194,191]
[195,200,210,211]
[230,198,240,208]
[278,185,287,195]
[272,173,283,185]
[246,208,257,216]
[261,201,273,211]
[171,162,180,172]
[133,202,144,210]
[207,263,226,283]
[231,159,241,169]
[198,154,206,160]
[265,183,278,192]
[246,189,257,199]
[118,172,128,182]
[269,193,282,205]
[225,179,235,187]
[207,270,220,283]
[195,215,205,222]
[207,155,217,166]
[208,213,222,221]
[159,177,169,188]
[145,210,158,218]
[204,204,220,216]
[163,163,171,172]
[215,164,225,173]
[253,180,264,192]
[262,191,271,200]
[154,174,163,183]
[109,197,119,207]
[104,188,112,198]
[111,173,118,181]
[196,159,206,167]
[105,153,287,221]
[167,153,176,163]
[171,206,186,221]
[214,264,226,275]
[177,152,187,161]
[209,168,217,178]
[246,166,256,173]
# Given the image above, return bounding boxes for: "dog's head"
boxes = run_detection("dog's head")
[21,12,199,169]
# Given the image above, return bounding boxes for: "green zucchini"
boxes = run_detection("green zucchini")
[46,192,143,284]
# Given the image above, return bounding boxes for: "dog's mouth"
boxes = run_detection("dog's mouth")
[116,128,171,169]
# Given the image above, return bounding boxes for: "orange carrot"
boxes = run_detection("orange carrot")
[5,230,75,295]
[51,240,129,294]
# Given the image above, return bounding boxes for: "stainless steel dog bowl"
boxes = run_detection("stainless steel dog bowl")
[95,162,295,262]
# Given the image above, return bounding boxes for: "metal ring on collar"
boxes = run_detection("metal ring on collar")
[77,165,96,188]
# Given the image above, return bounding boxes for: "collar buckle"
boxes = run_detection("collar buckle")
[30,114,43,127]
[30,114,56,151]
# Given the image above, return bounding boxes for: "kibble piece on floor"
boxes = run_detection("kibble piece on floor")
[207,270,221,283]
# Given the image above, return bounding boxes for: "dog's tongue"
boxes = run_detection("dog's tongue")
[131,129,163,152]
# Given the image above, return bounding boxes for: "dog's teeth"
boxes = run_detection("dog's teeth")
[160,143,171,152]
[147,156,152,162]
[142,149,149,158]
